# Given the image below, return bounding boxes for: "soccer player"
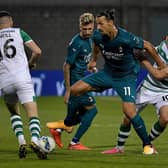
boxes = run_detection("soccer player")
[69,9,166,154]
[102,34,168,154]
[0,11,47,159]
[46,13,98,150]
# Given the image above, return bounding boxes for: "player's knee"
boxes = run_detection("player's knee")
[160,117,168,125]
[159,109,168,125]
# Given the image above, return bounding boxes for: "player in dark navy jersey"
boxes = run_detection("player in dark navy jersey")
[70,9,165,154]
[47,13,97,150]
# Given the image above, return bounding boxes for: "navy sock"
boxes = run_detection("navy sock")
[72,107,97,142]
[64,96,80,126]
[131,114,151,146]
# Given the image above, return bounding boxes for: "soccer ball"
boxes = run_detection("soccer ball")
[38,136,56,153]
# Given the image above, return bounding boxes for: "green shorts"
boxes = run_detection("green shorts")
[82,69,137,102]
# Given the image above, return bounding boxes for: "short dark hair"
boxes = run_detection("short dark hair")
[0,11,11,18]
[96,9,115,20]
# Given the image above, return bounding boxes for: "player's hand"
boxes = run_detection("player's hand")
[29,62,37,69]
[88,60,97,72]
[92,67,98,73]
[159,63,167,69]
[64,90,70,104]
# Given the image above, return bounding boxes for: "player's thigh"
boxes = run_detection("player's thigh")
[114,76,136,102]
[2,84,18,104]
[16,81,38,117]
[136,87,149,113]
[81,70,113,92]
[71,79,93,96]
[16,81,36,104]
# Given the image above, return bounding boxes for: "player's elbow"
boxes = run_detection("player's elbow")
[143,40,156,54]
[33,48,42,60]
[36,48,42,56]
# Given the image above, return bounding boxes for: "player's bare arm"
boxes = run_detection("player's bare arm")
[26,41,41,69]
[143,40,165,69]
[88,43,100,72]
[142,60,168,80]
[63,62,71,104]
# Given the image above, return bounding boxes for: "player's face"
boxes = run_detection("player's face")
[96,16,113,36]
[80,22,94,38]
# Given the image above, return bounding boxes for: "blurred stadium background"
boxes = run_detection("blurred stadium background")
[0,0,168,96]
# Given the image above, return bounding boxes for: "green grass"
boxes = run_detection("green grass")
[0,96,168,168]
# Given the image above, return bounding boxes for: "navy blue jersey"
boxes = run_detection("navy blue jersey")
[93,28,143,77]
[65,33,92,84]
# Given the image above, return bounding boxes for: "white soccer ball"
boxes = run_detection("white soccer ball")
[38,136,56,153]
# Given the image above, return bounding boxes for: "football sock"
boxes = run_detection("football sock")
[116,124,131,149]
[149,120,165,141]
[131,114,151,146]
[29,117,41,144]
[72,107,97,142]
[10,114,26,145]
[64,96,80,126]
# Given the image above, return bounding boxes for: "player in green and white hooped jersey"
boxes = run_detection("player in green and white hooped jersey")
[46,13,97,150]
[70,9,166,155]
[0,11,46,159]
[106,34,168,154]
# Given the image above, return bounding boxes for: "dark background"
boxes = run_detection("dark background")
[1,0,168,69]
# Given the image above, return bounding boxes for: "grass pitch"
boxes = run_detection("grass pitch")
[0,96,168,168]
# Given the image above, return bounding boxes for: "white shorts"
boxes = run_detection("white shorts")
[1,81,35,104]
[136,86,168,115]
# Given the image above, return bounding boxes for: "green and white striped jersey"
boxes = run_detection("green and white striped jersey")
[142,40,168,93]
[0,27,32,88]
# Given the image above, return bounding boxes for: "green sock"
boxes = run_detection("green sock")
[29,117,41,143]
[117,124,131,147]
[64,96,80,126]
[10,114,26,145]
[149,120,165,141]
